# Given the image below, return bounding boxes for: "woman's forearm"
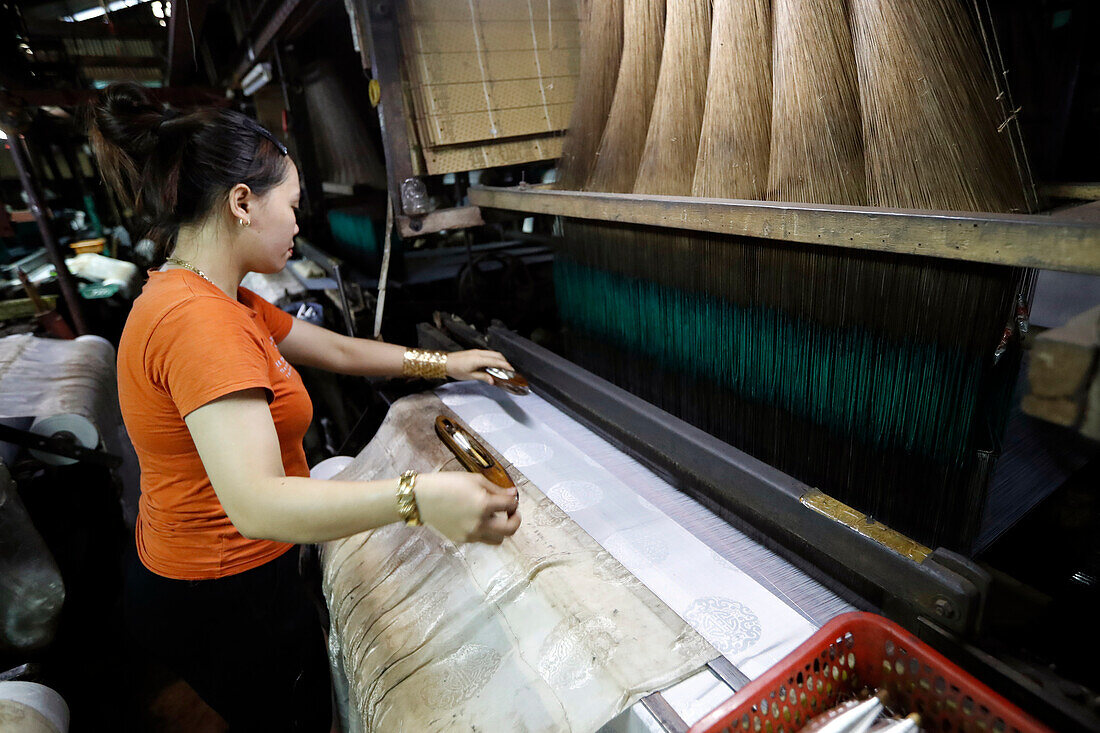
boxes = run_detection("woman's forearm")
[234,475,404,543]
[331,336,407,377]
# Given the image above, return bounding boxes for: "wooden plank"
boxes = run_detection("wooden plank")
[423,136,562,175]
[366,0,419,215]
[405,20,579,54]
[1022,304,1100,430]
[1051,200,1100,223]
[418,102,571,146]
[0,296,58,321]
[467,186,1100,275]
[410,49,578,86]
[397,206,485,237]
[1042,182,1100,201]
[413,76,577,116]
[406,0,576,22]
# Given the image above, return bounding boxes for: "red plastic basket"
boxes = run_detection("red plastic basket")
[689,612,1050,733]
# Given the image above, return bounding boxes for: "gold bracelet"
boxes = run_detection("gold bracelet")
[396,470,422,526]
[402,349,448,380]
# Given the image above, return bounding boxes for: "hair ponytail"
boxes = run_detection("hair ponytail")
[89,82,290,258]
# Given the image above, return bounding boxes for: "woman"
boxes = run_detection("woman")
[91,83,521,731]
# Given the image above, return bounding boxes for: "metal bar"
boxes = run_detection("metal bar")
[707,657,750,692]
[332,263,356,337]
[640,692,689,733]
[916,618,1098,732]
[0,423,121,468]
[6,132,87,335]
[226,0,309,86]
[487,327,984,636]
[468,185,1100,276]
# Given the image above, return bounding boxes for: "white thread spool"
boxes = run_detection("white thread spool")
[28,415,99,467]
[0,681,69,733]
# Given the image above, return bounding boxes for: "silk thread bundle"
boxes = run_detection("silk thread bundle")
[553,0,1032,551]
[555,0,624,190]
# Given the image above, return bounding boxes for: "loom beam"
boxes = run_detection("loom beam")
[487,326,989,638]
[469,185,1100,275]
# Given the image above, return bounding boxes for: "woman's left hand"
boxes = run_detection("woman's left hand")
[446,349,514,384]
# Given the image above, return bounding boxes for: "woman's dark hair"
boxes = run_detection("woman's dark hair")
[89,82,290,258]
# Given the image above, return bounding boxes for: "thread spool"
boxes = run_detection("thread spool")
[0,682,69,733]
[28,414,99,467]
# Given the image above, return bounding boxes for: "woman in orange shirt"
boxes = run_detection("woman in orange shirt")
[92,83,521,731]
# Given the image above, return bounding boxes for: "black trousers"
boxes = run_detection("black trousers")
[124,547,332,732]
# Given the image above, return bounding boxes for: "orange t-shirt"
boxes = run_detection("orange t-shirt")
[118,269,313,580]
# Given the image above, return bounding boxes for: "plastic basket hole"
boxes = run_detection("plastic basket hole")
[789,688,798,705]
[920,677,931,692]
[883,660,893,674]
[844,632,855,649]
[992,718,1005,733]
[782,706,791,723]
[771,701,780,719]
[841,670,849,682]
[909,658,920,676]
[759,698,768,713]
[885,640,895,656]
[814,658,821,673]
[963,696,974,715]
[796,671,804,686]
[779,685,787,700]
[799,692,807,707]
[895,659,905,675]
[980,704,989,716]
[935,676,946,695]
[829,646,837,660]
[848,652,856,668]
[753,715,762,732]
[765,720,774,733]
[816,678,824,693]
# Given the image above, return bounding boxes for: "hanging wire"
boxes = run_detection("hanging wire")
[373,194,395,340]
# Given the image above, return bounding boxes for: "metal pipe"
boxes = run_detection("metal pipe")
[6,131,88,335]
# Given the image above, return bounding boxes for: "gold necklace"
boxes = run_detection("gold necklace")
[165,257,212,284]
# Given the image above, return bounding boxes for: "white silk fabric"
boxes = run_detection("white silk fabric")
[322,392,717,732]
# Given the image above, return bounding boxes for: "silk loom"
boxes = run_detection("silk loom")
[323,0,1100,730]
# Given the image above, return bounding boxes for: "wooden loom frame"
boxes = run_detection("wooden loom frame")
[469,185,1100,275]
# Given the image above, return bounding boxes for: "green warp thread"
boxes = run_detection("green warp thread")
[555,258,984,464]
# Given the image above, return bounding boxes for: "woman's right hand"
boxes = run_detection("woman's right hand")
[413,472,521,545]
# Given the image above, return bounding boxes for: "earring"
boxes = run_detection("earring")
[238,218,250,228]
